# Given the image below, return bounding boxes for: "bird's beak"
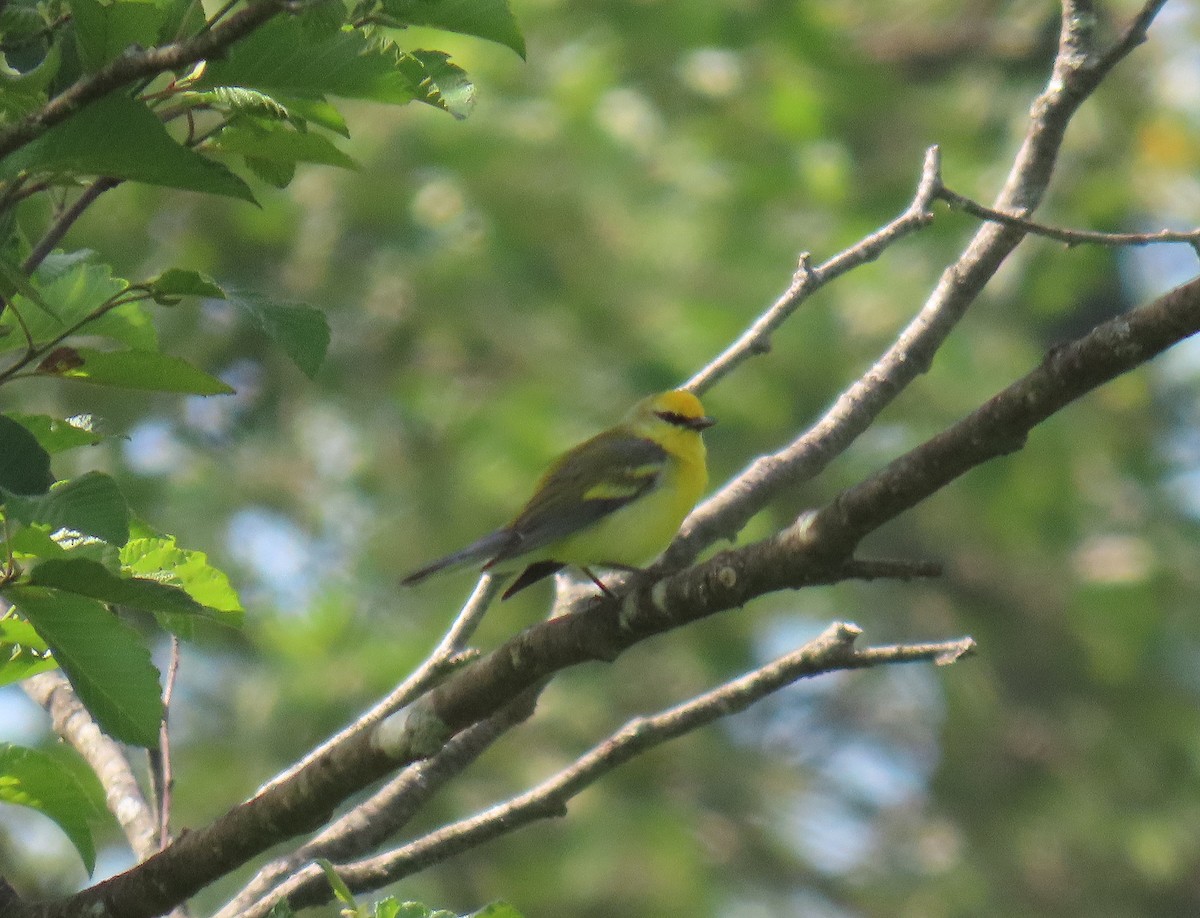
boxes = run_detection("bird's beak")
[687,415,717,431]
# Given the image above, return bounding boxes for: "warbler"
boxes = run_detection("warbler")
[402,389,715,600]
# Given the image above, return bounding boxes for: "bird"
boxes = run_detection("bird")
[402,389,715,600]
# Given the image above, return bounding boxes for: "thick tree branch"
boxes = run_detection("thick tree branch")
[803,274,1200,553]
[258,573,501,794]
[664,0,1168,568]
[248,624,975,915]
[218,688,542,918]
[20,261,1196,918]
[9,8,1176,915]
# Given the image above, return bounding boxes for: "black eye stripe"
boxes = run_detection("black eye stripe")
[656,410,692,427]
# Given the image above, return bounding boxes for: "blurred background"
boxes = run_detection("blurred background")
[5,0,1200,914]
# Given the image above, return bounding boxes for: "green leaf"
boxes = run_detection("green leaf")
[469,903,526,918]
[0,743,101,872]
[388,903,457,918]
[0,93,256,202]
[210,121,358,170]
[71,0,167,72]
[403,50,475,120]
[265,900,297,918]
[278,96,350,137]
[7,587,163,747]
[121,535,244,617]
[179,86,294,122]
[230,293,330,379]
[29,557,217,619]
[0,414,54,494]
[0,252,63,322]
[317,859,357,908]
[6,414,105,455]
[244,156,296,189]
[83,300,158,349]
[156,0,206,45]
[379,0,525,58]
[146,267,226,300]
[0,42,63,120]
[0,616,56,686]
[373,900,400,918]
[0,251,128,353]
[41,347,235,395]
[198,12,422,105]
[4,471,131,546]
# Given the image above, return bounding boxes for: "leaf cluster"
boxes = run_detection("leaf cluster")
[0,0,521,880]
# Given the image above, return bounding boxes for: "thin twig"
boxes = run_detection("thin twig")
[686,146,941,394]
[22,178,121,276]
[158,636,182,848]
[247,624,975,915]
[937,185,1200,254]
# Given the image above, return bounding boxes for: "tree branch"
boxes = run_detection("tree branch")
[684,144,941,394]
[802,273,1200,554]
[663,0,1168,568]
[936,184,1200,253]
[256,573,501,795]
[22,671,158,861]
[249,624,975,915]
[0,0,293,163]
[220,688,542,918]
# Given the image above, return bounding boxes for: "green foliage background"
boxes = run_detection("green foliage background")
[5,0,1200,915]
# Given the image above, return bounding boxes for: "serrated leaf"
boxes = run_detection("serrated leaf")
[403,50,474,120]
[6,414,105,455]
[0,414,54,494]
[230,293,329,379]
[40,347,234,395]
[180,86,293,121]
[71,0,167,72]
[210,121,358,170]
[4,471,130,546]
[0,743,101,872]
[198,12,422,105]
[379,0,525,58]
[147,267,225,299]
[7,587,163,747]
[0,93,256,202]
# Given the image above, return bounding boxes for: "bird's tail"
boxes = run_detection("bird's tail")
[401,530,513,586]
